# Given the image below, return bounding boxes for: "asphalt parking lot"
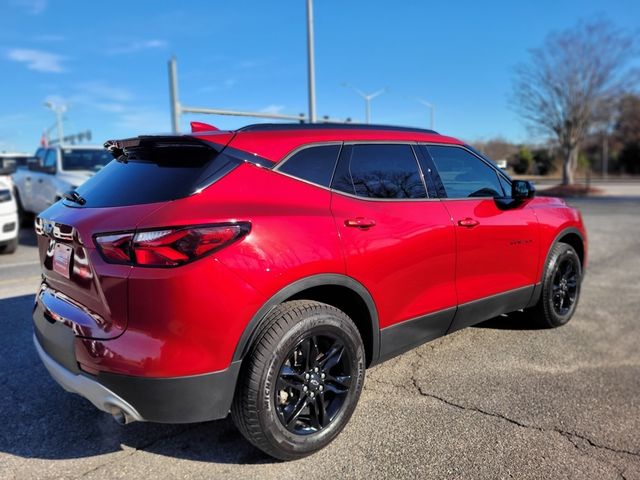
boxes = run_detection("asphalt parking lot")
[0,198,639,479]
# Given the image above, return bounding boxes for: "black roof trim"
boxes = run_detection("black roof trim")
[236,123,439,135]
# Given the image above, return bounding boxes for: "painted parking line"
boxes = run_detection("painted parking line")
[0,260,40,269]
[0,275,41,286]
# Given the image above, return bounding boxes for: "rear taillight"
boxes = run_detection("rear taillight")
[94,223,250,267]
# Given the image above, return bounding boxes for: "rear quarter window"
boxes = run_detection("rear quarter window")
[277,144,341,187]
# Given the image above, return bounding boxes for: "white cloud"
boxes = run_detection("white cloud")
[34,34,64,42]
[237,59,267,69]
[11,0,47,14]
[7,48,65,73]
[107,39,168,55]
[76,81,132,103]
[116,109,169,134]
[260,104,286,115]
[93,103,127,113]
[197,78,237,93]
[43,82,133,114]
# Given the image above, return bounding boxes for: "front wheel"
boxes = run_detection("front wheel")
[231,300,365,460]
[14,189,32,228]
[0,237,18,254]
[526,242,582,328]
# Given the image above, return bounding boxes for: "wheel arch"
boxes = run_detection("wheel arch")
[543,227,585,279]
[233,274,380,367]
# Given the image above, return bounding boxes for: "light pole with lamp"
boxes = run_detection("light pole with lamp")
[343,83,388,124]
[44,101,66,142]
[411,97,435,130]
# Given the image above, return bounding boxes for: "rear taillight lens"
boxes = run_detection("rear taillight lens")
[94,223,250,267]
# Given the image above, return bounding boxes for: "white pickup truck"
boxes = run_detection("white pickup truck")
[0,159,19,253]
[13,144,112,220]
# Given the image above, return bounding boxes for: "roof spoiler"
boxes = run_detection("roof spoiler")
[104,135,224,163]
[190,121,218,133]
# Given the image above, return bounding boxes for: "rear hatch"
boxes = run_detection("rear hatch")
[35,133,236,340]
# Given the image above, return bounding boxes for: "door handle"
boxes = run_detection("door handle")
[37,178,43,183]
[458,217,479,228]
[345,217,376,229]
[26,176,31,181]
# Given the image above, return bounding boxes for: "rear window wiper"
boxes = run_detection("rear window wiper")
[62,190,86,205]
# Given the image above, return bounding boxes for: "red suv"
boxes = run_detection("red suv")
[33,123,586,459]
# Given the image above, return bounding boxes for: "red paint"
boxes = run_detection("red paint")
[190,121,219,133]
[34,126,587,378]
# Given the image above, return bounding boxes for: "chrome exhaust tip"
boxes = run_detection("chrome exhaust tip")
[109,407,134,425]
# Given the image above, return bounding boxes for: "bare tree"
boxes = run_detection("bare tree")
[511,20,638,185]
[470,137,518,161]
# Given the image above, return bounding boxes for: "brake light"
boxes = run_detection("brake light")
[94,223,250,267]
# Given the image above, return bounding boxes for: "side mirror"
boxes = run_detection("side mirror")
[512,180,535,200]
[0,159,17,175]
[27,158,42,171]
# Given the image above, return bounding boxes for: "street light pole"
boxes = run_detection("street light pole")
[44,101,66,142]
[343,84,387,124]
[414,98,435,130]
[306,0,317,123]
[168,56,181,133]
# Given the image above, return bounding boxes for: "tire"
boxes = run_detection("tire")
[14,189,32,228]
[526,242,582,328]
[0,237,18,254]
[231,300,366,460]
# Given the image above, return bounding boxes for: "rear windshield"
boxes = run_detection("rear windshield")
[62,149,113,172]
[71,146,239,207]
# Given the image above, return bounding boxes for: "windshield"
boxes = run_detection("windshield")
[61,149,112,172]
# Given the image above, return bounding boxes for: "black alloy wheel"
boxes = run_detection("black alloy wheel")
[231,300,365,460]
[526,242,582,328]
[550,256,579,316]
[275,334,352,435]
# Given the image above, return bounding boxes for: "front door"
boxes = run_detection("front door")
[422,144,539,329]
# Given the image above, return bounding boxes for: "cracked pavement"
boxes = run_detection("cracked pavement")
[0,198,638,479]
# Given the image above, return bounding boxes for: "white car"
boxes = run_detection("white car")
[12,144,111,218]
[0,176,19,254]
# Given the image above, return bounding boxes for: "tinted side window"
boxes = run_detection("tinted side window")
[74,150,239,208]
[426,146,504,198]
[333,144,426,199]
[43,150,57,169]
[278,145,340,187]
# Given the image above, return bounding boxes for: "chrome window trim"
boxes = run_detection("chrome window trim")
[336,142,430,201]
[273,141,440,202]
[330,189,442,203]
[271,142,344,191]
[273,141,344,170]
[419,142,509,199]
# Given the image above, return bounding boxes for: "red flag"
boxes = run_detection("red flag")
[40,132,48,148]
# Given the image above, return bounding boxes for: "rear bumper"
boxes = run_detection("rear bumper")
[34,334,144,422]
[33,331,242,424]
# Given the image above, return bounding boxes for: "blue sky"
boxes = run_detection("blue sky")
[1,0,639,153]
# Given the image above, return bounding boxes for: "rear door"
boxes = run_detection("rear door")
[21,148,46,212]
[422,145,539,325]
[40,148,59,209]
[330,143,457,358]
[32,148,57,213]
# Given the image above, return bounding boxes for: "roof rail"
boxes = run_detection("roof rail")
[236,123,438,135]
